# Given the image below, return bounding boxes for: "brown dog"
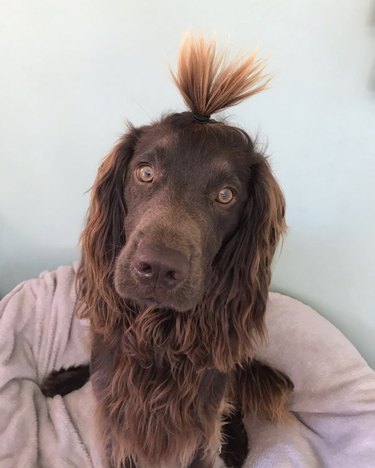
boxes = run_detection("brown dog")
[42,34,293,468]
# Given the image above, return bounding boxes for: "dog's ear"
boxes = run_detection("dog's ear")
[207,153,286,369]
[77,125,142,336]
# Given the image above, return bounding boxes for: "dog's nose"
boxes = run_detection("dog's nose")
[133,245,189,290]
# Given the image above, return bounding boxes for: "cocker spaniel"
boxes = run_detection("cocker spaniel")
[42,34,293,468]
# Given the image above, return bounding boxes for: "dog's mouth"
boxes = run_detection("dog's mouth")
[137,286,173,307]
[119,285,194,313]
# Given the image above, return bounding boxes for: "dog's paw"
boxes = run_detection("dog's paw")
[41,364,90,397]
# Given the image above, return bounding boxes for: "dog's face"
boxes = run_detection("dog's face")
[114,118,251,312]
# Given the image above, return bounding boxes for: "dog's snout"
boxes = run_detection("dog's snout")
[133,245,189,290]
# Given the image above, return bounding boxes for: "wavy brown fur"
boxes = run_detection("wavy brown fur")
[171,33,270,117]
[231,360,295,423]
[76,34,290,467]
[77,129,141,337]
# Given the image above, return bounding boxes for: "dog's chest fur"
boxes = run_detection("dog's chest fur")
[90,329,229,466]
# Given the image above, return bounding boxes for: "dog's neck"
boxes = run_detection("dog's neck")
[115,302,254,372]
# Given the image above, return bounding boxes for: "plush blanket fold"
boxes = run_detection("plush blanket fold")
[0,265,374,467]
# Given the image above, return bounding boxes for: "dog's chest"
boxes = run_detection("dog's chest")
[91,334,227,425]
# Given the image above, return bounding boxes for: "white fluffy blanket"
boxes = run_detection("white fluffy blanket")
[0,264,374,467]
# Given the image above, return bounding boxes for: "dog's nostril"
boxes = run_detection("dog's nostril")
[165,270,181,286]
[136,261,153,276]
[166,270,176,280]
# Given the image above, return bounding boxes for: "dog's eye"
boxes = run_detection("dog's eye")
[216,188,235,204]
[136,164,154,183]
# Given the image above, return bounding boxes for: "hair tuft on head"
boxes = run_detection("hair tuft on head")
[171,33,270,118]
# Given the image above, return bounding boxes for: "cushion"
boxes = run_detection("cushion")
[0,264,374,467]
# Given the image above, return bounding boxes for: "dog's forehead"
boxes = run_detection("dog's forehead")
[135,124,249,176]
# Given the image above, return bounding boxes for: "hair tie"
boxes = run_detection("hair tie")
[192,112,211,123]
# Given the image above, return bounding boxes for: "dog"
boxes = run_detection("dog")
[42,34,293,468]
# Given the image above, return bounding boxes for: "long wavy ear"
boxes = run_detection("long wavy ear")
[203,151,286,370]
[76,125,142,338]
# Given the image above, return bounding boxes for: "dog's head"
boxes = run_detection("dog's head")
[114,115,273,313]
[78,35,286,348]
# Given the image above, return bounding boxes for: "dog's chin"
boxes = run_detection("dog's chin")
[132,297,191,313]
[115,283,196,313]
[127,295,193,313]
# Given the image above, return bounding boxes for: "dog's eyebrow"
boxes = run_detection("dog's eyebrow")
[208,160,242,188]
[134,132,175,162]
[133,147,164,164]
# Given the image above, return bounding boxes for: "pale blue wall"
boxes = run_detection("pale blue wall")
[1,1,374,366]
